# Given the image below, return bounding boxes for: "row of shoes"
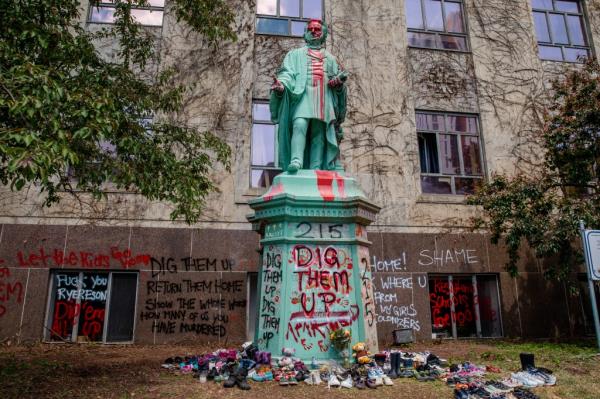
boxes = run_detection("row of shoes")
[510,367,556,387]
[453,380,514,399]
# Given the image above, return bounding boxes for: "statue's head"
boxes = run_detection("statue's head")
[304,19,327,48]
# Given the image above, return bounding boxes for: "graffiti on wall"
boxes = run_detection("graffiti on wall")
[286,242,358,352]
[373,274,425,332]
[0,266,23,319]
[358,246,378,349]
[143,271,246,338]
[259,245,282,348]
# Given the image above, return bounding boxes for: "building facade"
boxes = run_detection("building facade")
[1,0,599,346]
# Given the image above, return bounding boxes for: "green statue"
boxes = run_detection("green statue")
[270,19,348,173]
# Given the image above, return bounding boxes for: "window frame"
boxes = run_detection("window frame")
[406,0,471,53]
[416,110,485,195]
[43,270,139,344]
[88,0,165,27]
[250,100,281,189]
[255,0,325,37]
[531,0,591,62]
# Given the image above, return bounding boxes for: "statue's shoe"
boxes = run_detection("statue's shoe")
[287,161,302,173]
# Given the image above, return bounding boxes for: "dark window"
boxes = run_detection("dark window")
[532,0,590,62]
[251,101,281,188]
[89,0,164,26]
[405,0,469,51]
[46,271,138,343]
[416,111,484,195]
[256,0,323,36]
[429,275,502,338]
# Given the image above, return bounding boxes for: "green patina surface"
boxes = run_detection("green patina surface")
[248,171,380,361]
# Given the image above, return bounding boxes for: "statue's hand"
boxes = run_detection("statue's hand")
[328,77,343,88]
[271,77,284,93]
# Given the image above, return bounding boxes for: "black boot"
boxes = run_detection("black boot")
[236,367,251,390]
[223,370,238,388]
[388,352,399,379]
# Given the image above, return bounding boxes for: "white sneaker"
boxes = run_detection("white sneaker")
[374,376,383,386]
[328,374,341,388]
[382,375,394,386]
[305,371,322,385]
[340,376,353,388]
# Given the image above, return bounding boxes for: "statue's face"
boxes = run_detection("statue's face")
[307,20,322,38]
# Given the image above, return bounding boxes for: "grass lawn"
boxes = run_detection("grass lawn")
[0,340,598,398]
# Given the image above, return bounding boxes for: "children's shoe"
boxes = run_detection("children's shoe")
[365,378,377,389]
[279,374,289,386]
[328,374,341,389]
[340,375,353,388]
[382,375,394,386]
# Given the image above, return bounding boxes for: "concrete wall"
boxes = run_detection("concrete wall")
[0,224,589,345]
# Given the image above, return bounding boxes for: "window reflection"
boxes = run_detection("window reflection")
[256,0,322,36]
[532,0,589,63]
[406,0,468,51]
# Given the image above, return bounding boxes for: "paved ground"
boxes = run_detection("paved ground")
[0,340,598,398]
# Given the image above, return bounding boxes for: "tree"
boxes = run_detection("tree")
[0,0,236,223]
[469,58,600,282]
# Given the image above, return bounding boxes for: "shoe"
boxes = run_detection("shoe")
[365,378,377,389]
[236,367,251,390]
[279,374,289,386]
[388,352,400,378]
[382,375,394,386]
[340,375,353,388]
[328,374,341,388]
[287,160,302,173]
[223,372,237,388]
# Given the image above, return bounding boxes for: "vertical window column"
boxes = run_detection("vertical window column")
[251,101,281,188]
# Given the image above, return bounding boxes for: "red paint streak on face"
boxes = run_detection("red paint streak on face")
[315,171,346,201]
[264,182,284,201]
[307,20,322,38]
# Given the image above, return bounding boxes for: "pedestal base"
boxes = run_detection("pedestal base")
[248,170,380,361]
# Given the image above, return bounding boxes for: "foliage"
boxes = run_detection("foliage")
[0,0,236,223]
[469,58,600,280]
[329,327,351,351]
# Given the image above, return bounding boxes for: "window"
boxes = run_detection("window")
[45,271,138,343]
[256,0,323,36]
[251,101,281,188]
[405,0,468,51]
[416,111,484,195]
[429,275,502,338]
[89,0,165,27]
[532,0,590,62]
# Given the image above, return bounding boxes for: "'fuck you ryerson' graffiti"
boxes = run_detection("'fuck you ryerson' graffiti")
[286,244,358,352]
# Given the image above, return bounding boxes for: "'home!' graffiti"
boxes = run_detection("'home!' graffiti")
[286,244,359,352]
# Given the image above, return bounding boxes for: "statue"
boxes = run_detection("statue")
[269,19,348,173]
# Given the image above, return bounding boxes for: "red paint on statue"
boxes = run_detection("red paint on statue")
[315,170,336,201]
[264,182,284,202]
[315,171,345,201]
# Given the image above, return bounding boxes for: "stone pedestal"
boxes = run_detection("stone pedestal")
[247,170,380,361]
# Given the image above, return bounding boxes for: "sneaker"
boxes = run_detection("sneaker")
[279,374,289,386]
[340,375,353,388]
[382,375,394,386]
[305,371,322,385]
[365,378,377,389]
[328,374,341,388]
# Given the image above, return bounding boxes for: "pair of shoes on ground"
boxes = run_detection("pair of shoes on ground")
[367,366,394,386]
[223,367,250,390]
[327,374,353,389]
[304,370,323,385]
[513,387,540,399]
